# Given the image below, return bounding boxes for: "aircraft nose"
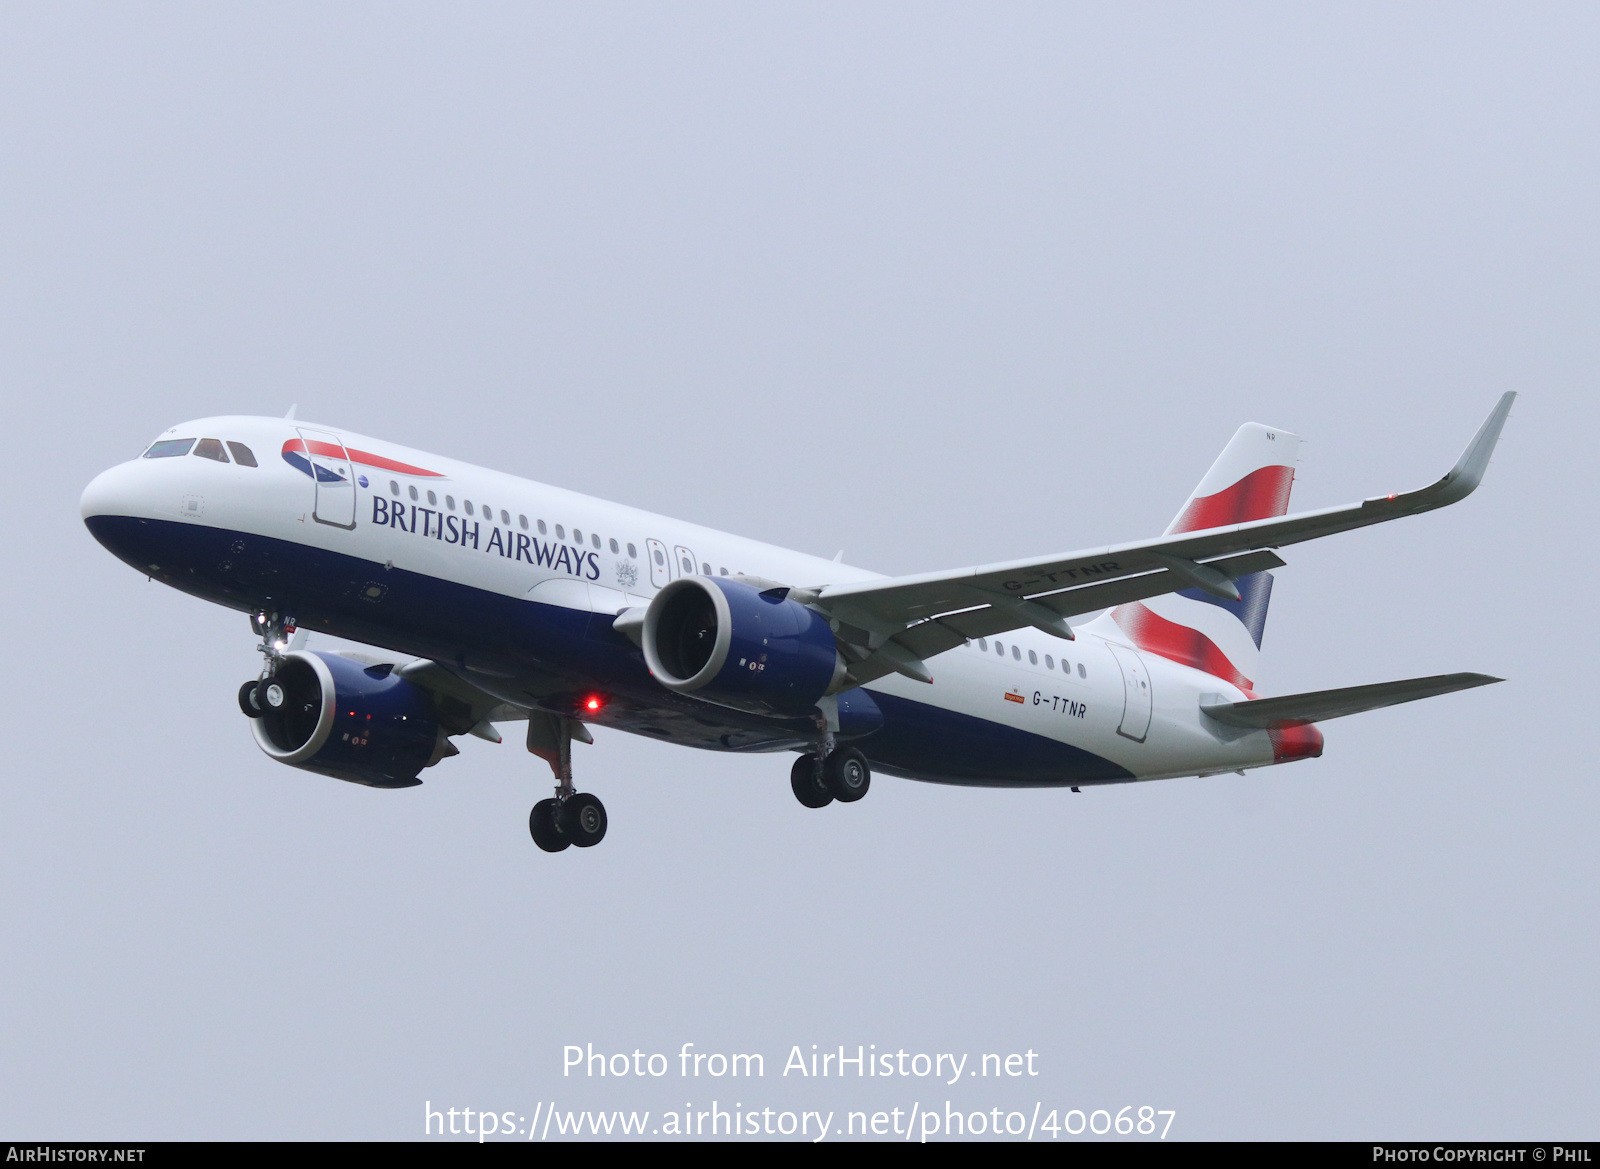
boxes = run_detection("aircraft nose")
[81,459,172,571]
[80,461,144,522]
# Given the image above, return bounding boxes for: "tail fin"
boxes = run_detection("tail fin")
[1104,423,1300,690]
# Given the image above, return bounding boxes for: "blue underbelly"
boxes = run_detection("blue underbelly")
[84,514,1131,786]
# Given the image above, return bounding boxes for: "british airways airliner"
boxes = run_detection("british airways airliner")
[80,395,1513,852]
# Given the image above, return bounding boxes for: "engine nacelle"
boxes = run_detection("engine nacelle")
[251,651,451,788]
[642,577,846,717]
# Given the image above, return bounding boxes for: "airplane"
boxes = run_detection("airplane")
[79,394,1514,852]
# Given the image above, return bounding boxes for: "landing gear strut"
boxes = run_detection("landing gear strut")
[526,711,607,852]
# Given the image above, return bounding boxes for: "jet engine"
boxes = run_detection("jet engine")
[247,651,454,788]
[641,577,846,717]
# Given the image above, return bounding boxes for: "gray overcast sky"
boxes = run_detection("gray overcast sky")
[1,3,1595,1140]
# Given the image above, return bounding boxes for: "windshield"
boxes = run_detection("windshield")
[143,438,195,458]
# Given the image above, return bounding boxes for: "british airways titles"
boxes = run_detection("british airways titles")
[371,497,602,581]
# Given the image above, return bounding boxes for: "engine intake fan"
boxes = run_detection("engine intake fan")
[252,650,454,788]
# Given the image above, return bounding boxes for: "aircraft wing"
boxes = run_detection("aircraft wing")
[1200,672,1502,729]
[800,393,1514,686]
[392,657,529,742]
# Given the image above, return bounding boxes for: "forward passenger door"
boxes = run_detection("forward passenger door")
[294,428,357,530]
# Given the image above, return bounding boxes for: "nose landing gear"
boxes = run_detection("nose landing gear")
[239,611,299,719]
[526,711,607,852]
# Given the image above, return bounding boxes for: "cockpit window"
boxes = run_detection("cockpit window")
[193,438,229,462]
[143,438,195,458]
[226,442,258,467]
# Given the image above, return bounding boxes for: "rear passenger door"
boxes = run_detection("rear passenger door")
[1107,643,1153,742]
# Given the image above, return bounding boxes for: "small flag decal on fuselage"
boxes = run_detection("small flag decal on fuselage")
[1004,690,1025,704]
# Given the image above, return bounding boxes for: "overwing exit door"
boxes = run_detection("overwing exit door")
[1107,643,1153,742]
[294,428,357,530]
[646,538,671,588]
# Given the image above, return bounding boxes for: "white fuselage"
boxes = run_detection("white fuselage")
[81,415,1284,786]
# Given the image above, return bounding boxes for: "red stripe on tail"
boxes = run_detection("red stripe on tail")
[1170,464,1295,534]
[1111,601,1254,690]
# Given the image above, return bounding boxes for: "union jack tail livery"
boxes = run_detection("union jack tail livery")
[1102,422,1300,692]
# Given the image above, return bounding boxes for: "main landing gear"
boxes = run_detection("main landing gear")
[526,711,607,853]
[789,747,871,809]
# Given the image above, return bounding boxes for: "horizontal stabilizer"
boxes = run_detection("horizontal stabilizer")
[1201,672,1501,729]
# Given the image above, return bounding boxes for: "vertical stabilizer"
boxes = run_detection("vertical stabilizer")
[1103,422,1300,690]
[1162,423,1298,538]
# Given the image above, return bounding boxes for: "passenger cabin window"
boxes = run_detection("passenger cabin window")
[538,520,548,535]
[389,480,400,496]
[978,638,988,651]
[719,567,728,576]
[143,439,195,458]
[501,510,510,525]
[193,438,228,462]
[519,515,529,530]
[574,529,583,544]
[409,486,419,501]
[1028,650,1038,665]
[994,641,1004,656]
[555,525,564,540]
[427,491,437,506]
[1012,646,1021,661]
[1045,655,1054,669]
[1078,663,1087,678]
[464,501,474,515]
[627,543,637,558]
[445,495,456,510]
[609,538,619,553]
[701,562,711,575]
[226,442,258,467]
[592,533,601,550]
